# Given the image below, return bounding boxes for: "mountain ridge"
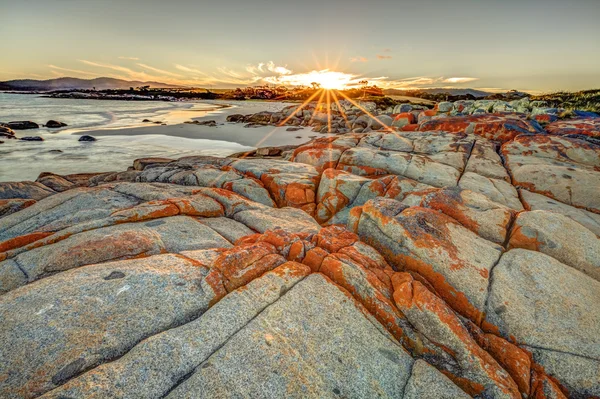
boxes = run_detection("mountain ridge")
[0,77,179,91]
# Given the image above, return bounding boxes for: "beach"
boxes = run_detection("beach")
[0,95,325,182]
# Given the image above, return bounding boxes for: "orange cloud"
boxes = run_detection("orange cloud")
[350,56,368,63]
[377,55,393,60]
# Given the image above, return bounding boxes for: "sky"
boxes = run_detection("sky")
[1,0,600,92]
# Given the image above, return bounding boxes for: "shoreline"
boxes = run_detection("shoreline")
[0,98,326,182]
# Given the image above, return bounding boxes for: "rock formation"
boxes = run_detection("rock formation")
[1,110,599,398]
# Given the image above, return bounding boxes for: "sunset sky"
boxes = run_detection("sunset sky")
[2,0,600,92]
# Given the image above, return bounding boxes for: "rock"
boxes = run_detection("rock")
[286,127,302,131]
[419,114,540,142]
[502,134,600,213]
[0,198,36,218]
[391,112,416,128]
[0,254,216,398]
[0,126,16,138]
[485,249,600,398]
[35,173,74,192]
[20,136,44,141]
[6,121,39,130]
[78,135,96,142]
[142,119,152,122]
[393,273,519,398]
[0,181,55,201]
[39,263,310,399]
[508,210,600,281]
[519,189,600,236]
[404,360,471,399]
[184,120,217,126]
[167,274,414,399]
[132,157,173,171]
[226,114,245,123]
[45,120,67,128]
[357,198,503,322]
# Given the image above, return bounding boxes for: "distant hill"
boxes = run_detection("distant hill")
[384,88,491,98]
[0,77,178,91]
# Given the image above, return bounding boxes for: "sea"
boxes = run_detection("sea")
[0,93,260,182]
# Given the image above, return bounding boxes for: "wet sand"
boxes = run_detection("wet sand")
[73,100,329,148]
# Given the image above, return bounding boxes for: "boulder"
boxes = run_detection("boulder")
[45,120,67,128]
[20,136,44,141]
[7,121,39,130]
[78,135,96,142]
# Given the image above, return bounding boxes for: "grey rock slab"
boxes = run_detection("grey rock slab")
[0,187,140,242]
[459,172,523,210]
[0,259,27,295]
[39,262,309,399]
[485,249,600,374]
[197,216,255,243]
[147,216,232,252]
[234,206,320,235]
[167,273,414,399]
[509,210,600,281]
[403,360,470,399]
[0,254,214,399]
[520,189,600,236]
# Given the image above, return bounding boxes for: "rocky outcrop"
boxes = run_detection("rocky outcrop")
[1,112,599,398]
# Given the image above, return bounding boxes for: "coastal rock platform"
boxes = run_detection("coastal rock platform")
[1,112,599,398]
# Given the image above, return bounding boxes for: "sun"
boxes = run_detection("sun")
[273,69,355,90]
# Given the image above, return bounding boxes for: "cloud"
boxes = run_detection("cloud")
[376,55,393,60]
[136,63,182,78]
[49,64,98,76]
[247,61,291,75]
[350,56,368,63]
[175,64,207,75]
[442,77,479,83]
[118,56,139,60]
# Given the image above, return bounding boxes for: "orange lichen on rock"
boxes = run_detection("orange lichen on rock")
[0,232,54,253]
[211,241,287,292]
[111,200,180,223]
[393,273,521,398]
[311,225,358,253]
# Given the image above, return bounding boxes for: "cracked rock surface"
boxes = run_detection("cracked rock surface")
[1,112,599,398]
